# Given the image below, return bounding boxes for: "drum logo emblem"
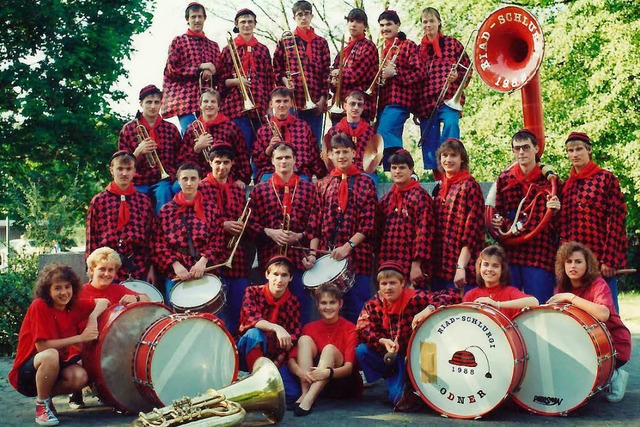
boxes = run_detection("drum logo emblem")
[533,395,564,406]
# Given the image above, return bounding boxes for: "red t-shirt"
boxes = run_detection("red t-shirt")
[80,282,139,305]
[9,298,95,390]
[289,317,356,364]
[463,285,531,320]
[567,277,632,362]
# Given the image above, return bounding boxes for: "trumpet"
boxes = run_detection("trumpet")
[328,35,346,116]
[278,204,291,256]
[135,123,170,180]
[226,32,257,114]
[192,119,212,163]
[365,36,402,95]
[269,120,283,140]
[281,31,317,111]
[207,198,251,271]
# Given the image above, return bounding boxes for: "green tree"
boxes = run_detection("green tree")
[0,1,154,248]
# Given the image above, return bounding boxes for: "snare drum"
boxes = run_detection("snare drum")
[132,312,239,407]
[302,255,355,293]
[408,303,527,419]
[170,273,225,313]
[121,279,164,303]
[82,302,172,414]
[512,304,615,415]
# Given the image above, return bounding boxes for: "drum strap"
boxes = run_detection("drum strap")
[181,214,201,259]
[330,175,356,247]
[117,238,136,272]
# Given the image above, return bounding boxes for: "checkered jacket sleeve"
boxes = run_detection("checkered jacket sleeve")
[559,170,628,269]
[162,35,221,118]
[118,119,181,185]
[433,177,485,282]
[251,124,275,180]
[273,35,331,107]
[494,168,558,272]
[324,124,376,171]
[414,35,470,118]
[356,297,388,354]
[378,39,422,110]
[86,191,155,282]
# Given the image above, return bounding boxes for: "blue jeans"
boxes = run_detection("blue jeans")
[237,328,269,372]
[606,276,620,313]
[179,113,197,137]
[135,179,176,215]
[509,265,555,304]
[290,269,316,326]
[378,105,409,171]
[232,116,261,153]
[296,109,324,147]
[342,274,372,324]
[219,277,250,336]
[165,277,177,306]
[420,104,461,170]
[356,343,406,405]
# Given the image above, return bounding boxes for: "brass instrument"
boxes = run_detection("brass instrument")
[226,32,257,114]
[206,198,251,271]
[281,31,317,111]
[278,204,291,256]
[328,35,346,116]
[365,37,401,95]
[362,134,384,173]
[269,120,283,140]
[192,119,212,163]
[135,123,170,180]
[444,57,474,111]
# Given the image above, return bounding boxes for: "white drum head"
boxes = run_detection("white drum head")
[302,255,346,288]
[122,279,164,303]
[150,316,237,405]
[171,274,223,309]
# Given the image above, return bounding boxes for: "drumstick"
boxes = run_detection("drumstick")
[615,268,637,276]
[290,246,332,255]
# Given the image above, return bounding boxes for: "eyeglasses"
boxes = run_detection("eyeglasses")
[294,11,312,19]
[347,101,364,107]
[512,144,533,153]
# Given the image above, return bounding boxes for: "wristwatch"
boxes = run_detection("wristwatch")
[348,240,356,249]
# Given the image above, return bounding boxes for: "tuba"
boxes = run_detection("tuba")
[476,6,557,246]
[281,31,317,111]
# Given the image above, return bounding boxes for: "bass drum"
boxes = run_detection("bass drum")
[121,279,164,303]
[170,274,225,314]
[408,303,527,419]
[512,304,615,415]
[82,302,172,413]
[133,312,239,407]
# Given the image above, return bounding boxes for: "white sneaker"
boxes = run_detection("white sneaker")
[606,368,629,402]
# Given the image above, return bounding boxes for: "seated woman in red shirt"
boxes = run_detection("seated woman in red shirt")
[548,241,632,403]
[462,245,539,319]
[285,283,362,416]
[8,263,108,426]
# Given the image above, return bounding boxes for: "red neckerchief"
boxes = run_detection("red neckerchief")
[199,113,229,130]
[388,179,421,215]
[329,165,361,212]
[382,288,417,331]
[421,32,443,60]
[205,173,233,209]
[235,35,259,73]
[263,283,291,324]
[105,182,136,231]
[186,29,206,39]
[343,34,365,61]
[271,173,300,215]
[441,170,472,197]
[137,115,162,144]
[294,27,317,60]
[173,191,205,221]
[564,161,603,193]
[382,37,399,59]
[503,164,543,192]
[271,115,296,142]
[336,118,369,145]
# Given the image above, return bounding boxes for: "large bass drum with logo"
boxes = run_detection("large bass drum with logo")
[407,303,527,419]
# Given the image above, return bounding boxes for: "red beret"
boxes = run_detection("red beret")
[377,260,405,276]
[265,255,294,272]
[138,84,162,101]
[566,131,591,145]
[110,150,136,162]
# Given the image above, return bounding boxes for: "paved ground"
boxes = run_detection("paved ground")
[1,304,638,426]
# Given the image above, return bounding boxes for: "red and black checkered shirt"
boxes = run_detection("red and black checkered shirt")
[495,165,558,272]
[376,185,435,287]
[162,34,221,118]
[559,169,628,269]
[179,119,252,185]
[86,189,155,282]
[377,38,421,111]
[356,289,461,355]
[273,34,331,109]
[252,118,327,180]
[247,177,319,271]
[154,200,223,275]
[323,122,375,171]
[219,41,274,119]
[414,35,470,119]
[238,285,301,360]
[432,176,485,282]
[315,173,377,275]
[118,117,181,185]
[332,38,378,122]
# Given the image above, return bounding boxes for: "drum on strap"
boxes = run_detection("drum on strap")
[512,304,615,415]
[302,255,355,293]
[121,278,164,303]
[132,312,239,407]
[408,303,527,419]
[170,273,225,313]
[82,302,173,414]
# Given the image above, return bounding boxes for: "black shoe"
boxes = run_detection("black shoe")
[294,405,313,417]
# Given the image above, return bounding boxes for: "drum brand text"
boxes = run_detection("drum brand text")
[437,316,497,348]
[439,387,487,404]
[533,395,564,406]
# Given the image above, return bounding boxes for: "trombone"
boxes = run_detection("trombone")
[226,32,258,114]
[207,198,252,271]
[278,204,291,256]
[135,122,170,180]
[328,35,346,116]
[365,37,401,95]
[192,119,212,163]
[281,31,317,111]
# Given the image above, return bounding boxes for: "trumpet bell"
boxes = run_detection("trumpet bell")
[302,100,317,111]
[329,104,344,115]
[363,134,384,174]
[242,99,257,113]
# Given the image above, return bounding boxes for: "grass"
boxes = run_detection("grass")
[619,291,640,332]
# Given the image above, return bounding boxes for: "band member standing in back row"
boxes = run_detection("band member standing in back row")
[415,7,471,172]
[329,8,378,124]
[219,8,275,153]
[118,84,181,214]
[558,132,628,312]
[180,89,251,188]
[374,10,421,170]
[491,130,561,304]
[273,0,331,143]
[86,150,155,284]
[162,2,221,135]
